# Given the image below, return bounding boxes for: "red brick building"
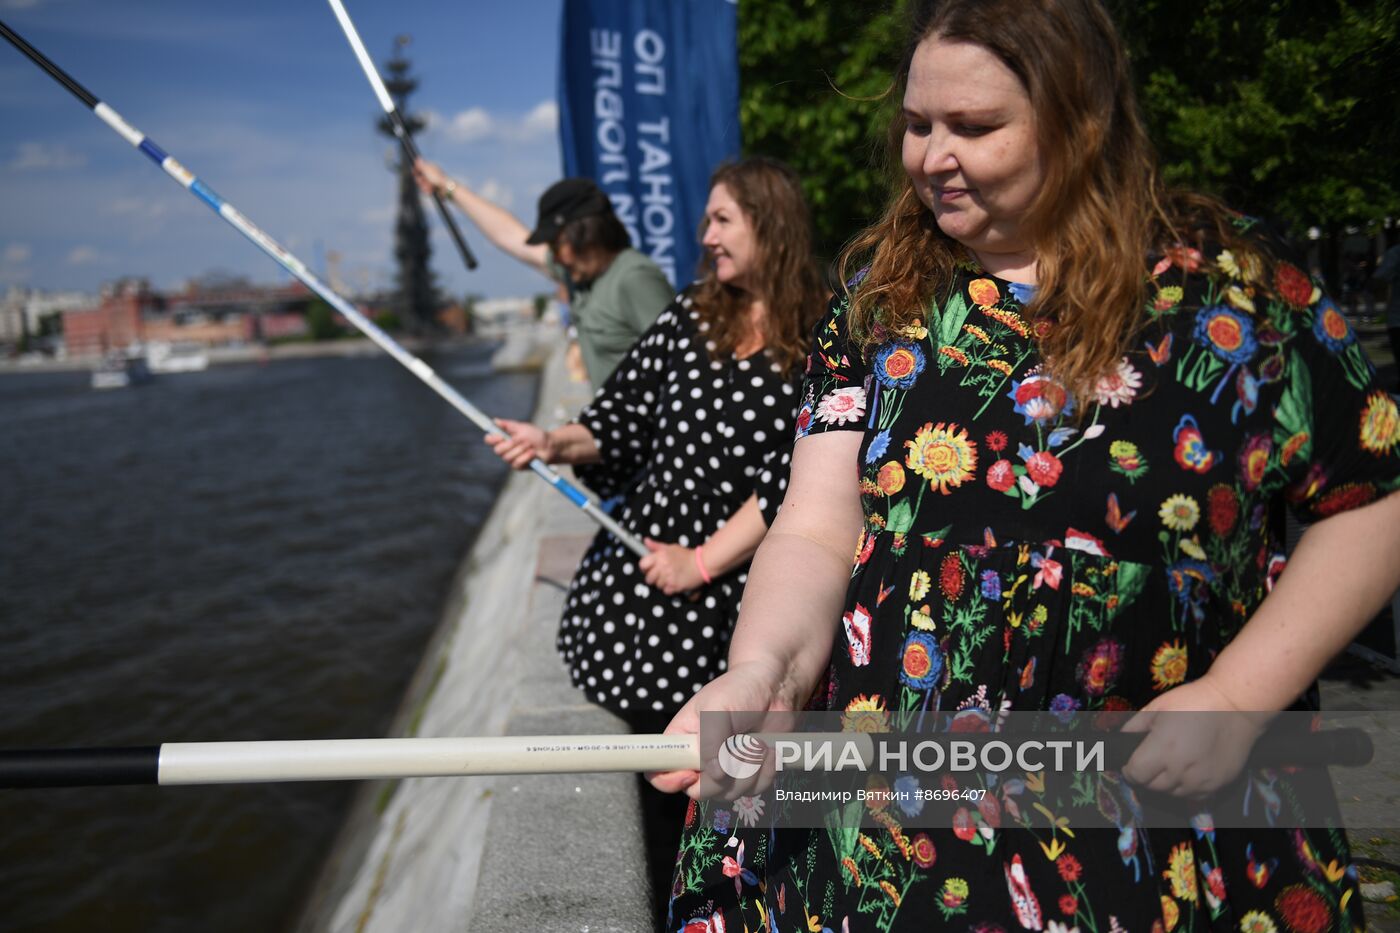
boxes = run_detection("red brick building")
[62,278,316,357]
[62,279,160,358]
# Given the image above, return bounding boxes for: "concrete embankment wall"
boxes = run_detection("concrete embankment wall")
[296,337,653,932]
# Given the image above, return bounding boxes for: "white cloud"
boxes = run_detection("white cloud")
[477,179,514,208]
[441,100,557,145]
[66,246,106,266]
[519,101,558,140]
[446,107,495,143]
[7,142,88,172]
[4,243,32,264]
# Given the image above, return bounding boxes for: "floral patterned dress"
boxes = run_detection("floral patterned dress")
[668,224,1400,933]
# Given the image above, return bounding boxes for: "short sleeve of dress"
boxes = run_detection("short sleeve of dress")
[1271,281,1400,522]
[573,299,684,499]
[795,290,872,441]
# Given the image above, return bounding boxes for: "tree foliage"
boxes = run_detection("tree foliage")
[738,0,908,262]
[1112,0,1400,233]
[305,299,342,341]
[738,0,1400,256]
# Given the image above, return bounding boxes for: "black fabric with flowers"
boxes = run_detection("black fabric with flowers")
[667,227,1400,932]
[561,288,799,716]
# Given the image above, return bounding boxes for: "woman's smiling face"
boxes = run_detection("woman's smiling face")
[901,35,1044,273]
[701,182,757,290]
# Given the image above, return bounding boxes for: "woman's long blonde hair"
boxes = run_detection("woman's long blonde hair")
[838,0,1253,401]
[692,157,826,379]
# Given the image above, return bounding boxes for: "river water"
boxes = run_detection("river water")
[0,344,538,932]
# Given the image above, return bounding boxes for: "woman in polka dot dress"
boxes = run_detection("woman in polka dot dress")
[487,156,827,916]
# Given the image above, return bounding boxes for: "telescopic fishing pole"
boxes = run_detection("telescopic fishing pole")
[0,734,866,788]
[0,734,704,788]
[325,0,478,272]
[0,729,1374,789]
[0,19,648,559]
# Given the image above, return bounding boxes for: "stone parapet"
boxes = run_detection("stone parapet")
[296,332,652,933]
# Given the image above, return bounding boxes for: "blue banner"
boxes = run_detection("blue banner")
[557,0,740,289]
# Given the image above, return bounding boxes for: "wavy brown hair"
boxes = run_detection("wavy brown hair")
[692,157,827,379]
[838,0,1257,402]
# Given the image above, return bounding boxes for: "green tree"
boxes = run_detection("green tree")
[1111,0,1400,234]
[738,0,907,263]
[305,299,341,341]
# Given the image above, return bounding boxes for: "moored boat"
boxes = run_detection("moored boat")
[90,352,151,390]
[147,340,210,373]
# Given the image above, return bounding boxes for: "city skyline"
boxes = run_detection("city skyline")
[0,0,565,301]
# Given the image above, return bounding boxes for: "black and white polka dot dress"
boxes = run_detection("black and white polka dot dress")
[559,289,800,716]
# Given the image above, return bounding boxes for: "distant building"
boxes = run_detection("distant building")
[60,277,317,358]
[471,297,562,338]
[0,286,96,353]
[159,277,313,344]
[437,304,468,335]
[0,289,24,348]
[62,278,161,357]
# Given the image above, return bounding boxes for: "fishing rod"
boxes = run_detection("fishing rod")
[0,734,703,788]
[0,19,648,559]
[325,0,478,272]
[0,728,1373,789]
[0,733,859,788]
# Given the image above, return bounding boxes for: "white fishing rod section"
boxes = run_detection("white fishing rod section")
[325,0,479,272]
[0,18,648,559]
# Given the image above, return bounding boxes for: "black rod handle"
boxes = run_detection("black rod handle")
[390,108,478,271]
[0,747,160,788]
[433,192,479,271]
[0,19,99,108]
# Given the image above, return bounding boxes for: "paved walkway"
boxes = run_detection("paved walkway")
[1355,315,1398,392]
[1320,650,1400,929]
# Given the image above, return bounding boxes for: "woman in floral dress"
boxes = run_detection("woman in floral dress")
[488,157,826,922]
[652,1,1400,931]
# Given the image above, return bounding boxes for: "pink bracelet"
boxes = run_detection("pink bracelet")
[694,544,713,585]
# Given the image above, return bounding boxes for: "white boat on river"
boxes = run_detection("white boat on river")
[146,341,210,373]
[90,352,151,390]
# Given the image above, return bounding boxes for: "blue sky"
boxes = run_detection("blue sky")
[0,0,565,299]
